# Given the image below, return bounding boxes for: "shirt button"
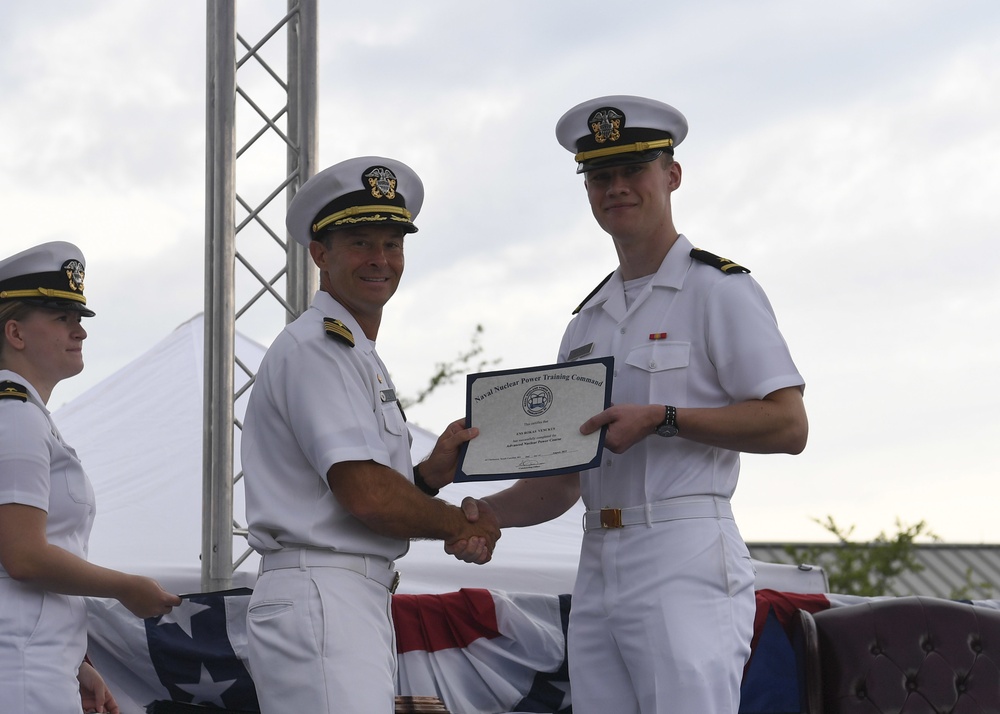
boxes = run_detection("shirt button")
[649,361,657,369]
[620,327,626,335]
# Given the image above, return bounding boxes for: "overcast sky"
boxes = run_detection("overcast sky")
[2,1,998,544]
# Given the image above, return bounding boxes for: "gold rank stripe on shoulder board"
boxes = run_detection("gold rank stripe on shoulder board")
[0,380,29,402]
[689,248,750,274]
[323,317,355,348]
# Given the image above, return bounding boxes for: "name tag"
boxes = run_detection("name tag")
[567,343,594,361]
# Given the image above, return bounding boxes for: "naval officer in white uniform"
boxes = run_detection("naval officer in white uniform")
[0,241,181,714]
[452,96,808,714]
[242,156,500,714]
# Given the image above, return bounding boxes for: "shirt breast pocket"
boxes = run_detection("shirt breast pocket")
[623,341,691,404]
[53,440,93,506]
[58,463,95,507]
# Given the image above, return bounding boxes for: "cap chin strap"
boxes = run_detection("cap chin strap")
[0,287,88,305]
[575,137,674,163]
[313,204,413,233]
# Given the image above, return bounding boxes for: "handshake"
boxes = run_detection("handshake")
[418,419,503,565]
[444,497,500,565]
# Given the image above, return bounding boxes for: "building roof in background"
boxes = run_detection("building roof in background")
[748,543,1000,600]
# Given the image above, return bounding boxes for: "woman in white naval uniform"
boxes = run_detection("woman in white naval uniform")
[0,242,181,714]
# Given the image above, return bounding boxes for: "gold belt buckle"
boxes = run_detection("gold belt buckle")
[600,508,623,529]
[390,571,401,594]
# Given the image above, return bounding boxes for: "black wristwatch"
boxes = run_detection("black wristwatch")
[412,464,440,497]
[655,405,679,437]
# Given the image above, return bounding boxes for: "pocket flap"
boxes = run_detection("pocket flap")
[624,342,690,373]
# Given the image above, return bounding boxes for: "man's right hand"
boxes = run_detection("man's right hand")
[446,497,498,563]
[444,496,501,565]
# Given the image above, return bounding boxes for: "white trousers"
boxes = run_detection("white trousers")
[247,565,397,714]
[0,578,87,713]
[568,514,755,714]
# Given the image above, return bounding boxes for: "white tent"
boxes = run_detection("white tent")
[53,314,585,596]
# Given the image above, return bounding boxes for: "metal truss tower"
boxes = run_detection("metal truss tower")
[203,0,318,592]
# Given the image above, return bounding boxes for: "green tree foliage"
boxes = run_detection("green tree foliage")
[399,324,500,410]
[784,517,937,597]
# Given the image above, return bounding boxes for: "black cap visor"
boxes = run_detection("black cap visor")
[577,148,668,174]
[17,296,96,318]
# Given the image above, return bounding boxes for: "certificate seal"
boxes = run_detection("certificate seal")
[522,385,553,417]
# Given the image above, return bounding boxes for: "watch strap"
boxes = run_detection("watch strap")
[412,464,440,497]
[656,405,679,437]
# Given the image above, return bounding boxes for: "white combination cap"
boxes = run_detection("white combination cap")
[0,241,95,317]
[555,95,688,173]
[286,156,424,247]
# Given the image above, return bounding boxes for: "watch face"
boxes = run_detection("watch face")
[656,424,679,437]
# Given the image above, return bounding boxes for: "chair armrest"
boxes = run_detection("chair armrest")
[796,609,823,714]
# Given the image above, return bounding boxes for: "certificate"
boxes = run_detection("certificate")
[455,357,613,482]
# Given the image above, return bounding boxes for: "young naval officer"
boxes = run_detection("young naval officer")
[450,96,808,713]
[0,241,181,714]
[242,156,500,714]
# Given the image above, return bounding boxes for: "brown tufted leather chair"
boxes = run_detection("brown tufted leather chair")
[797,596,1000,713]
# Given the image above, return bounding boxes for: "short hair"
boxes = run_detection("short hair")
[0,301,39,362]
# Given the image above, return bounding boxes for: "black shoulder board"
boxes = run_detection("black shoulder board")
[573,271,615,315]
[690,248,750,274]
[323,317,355,348]
[0,380,28,402]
